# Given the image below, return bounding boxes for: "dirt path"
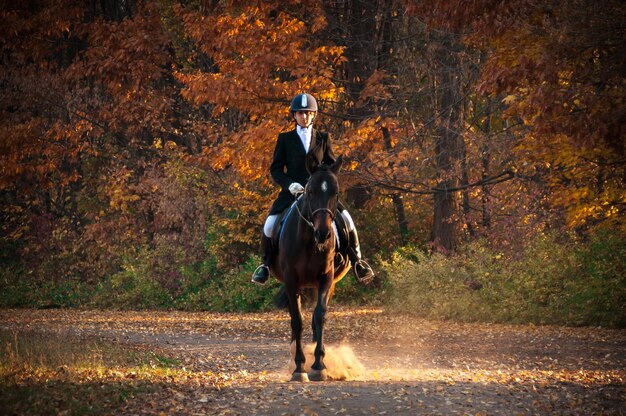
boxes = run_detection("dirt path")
[2,307,625,415]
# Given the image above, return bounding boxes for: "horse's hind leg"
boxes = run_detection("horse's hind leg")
[309,275,333,381]
[287,286,308,382]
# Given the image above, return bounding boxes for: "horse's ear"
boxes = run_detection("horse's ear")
[330,155,343,175]
[304,152,320,175]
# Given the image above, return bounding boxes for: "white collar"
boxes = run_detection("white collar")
[296,125,312,152]
[297,125,312,136]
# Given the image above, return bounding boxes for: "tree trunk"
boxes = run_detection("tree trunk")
[342,0,378,118]
[381,125,410,244]
[461,146,474,239]
[460,98,473,239]
[481,103,492,230]
[432,185,457,252]
[392,194,409,245]
[430,34,465,253]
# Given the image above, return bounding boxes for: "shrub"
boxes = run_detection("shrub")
[0,265,34,308]
[561,230,626,327]
[177,256,280,312]
[333,270,387,306]
[91,248,173,309]
[0,265,92,309]
[385,230,626,328]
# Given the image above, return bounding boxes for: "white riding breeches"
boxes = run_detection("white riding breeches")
[263,209,355,238]
[263,214,279,237]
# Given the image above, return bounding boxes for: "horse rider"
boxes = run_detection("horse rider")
[251,93,375,285]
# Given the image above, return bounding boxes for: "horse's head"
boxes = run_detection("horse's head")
[305,155,343,246]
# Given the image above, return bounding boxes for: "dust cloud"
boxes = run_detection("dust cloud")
[288,342,366,381]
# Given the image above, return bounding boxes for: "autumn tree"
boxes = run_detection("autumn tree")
[337,0,626,253]
[319,2,515,252]
[0,0,217,287]
[173,2,346,250]
[410,0,626,234]
[311,1,436,250]
[2,0,623,305]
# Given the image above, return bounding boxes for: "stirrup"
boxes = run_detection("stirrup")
[353,259,374,284]
[251,265,270,285]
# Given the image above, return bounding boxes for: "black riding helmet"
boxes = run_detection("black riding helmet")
[290,93,318,112]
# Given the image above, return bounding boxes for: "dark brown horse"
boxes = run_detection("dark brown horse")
[271,155,350,382]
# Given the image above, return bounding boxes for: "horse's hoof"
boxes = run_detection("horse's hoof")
[290,372,309,382]
[308,368,328,381]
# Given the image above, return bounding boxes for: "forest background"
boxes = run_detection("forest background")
[1,0,624,328]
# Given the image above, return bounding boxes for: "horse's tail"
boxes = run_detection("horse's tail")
[274,285,289,309]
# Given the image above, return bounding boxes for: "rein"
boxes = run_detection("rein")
[294,195,314,229]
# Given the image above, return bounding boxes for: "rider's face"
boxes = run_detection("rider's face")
[294,110,316,128]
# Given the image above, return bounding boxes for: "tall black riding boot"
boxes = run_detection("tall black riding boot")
[348,229,374,284]
[251,234,273,285]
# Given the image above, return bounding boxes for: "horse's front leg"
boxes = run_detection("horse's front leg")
[286,283,308,382]
[309,274,333,381]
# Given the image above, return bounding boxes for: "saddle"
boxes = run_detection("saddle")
[270,208,290,249]
[270,204,351,263]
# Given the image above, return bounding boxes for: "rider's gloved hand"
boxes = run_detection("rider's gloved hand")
[288,182,304,196]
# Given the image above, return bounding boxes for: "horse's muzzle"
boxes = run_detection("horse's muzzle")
[314,228,331,244]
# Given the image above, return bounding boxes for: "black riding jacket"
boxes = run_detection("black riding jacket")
[268,128,336,215]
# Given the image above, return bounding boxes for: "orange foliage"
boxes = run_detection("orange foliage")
[476,1,626,231]
[410,0,626,232]
[174,3,344,182]
[2,0,623,286]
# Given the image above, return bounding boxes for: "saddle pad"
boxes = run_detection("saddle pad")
[271,205,292,249]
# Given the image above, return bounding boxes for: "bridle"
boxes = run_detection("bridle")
[294,182,337,230]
